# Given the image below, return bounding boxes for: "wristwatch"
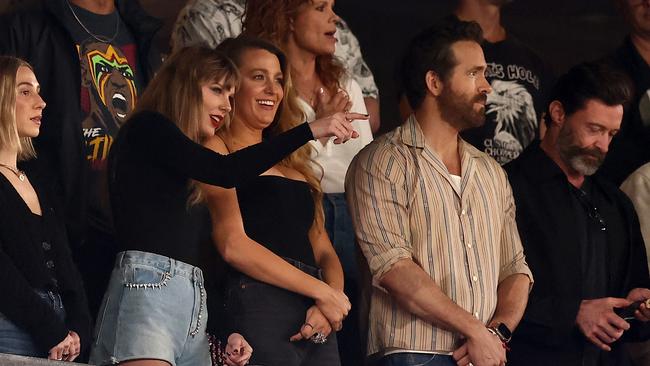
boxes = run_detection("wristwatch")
[488,323,512,344]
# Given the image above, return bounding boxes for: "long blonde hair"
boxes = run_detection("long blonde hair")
[0,56,37,161]
[217,37,324,226]
[134,46,239,204]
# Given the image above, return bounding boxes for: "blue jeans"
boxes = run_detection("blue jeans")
[377,353,457,366]
[323,193,363,366]
[0,289,66,357]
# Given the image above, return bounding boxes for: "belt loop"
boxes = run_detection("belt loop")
[168,257,176,278]
[117,251,126,267]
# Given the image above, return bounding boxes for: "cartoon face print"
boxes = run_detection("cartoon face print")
[81,41,137,125]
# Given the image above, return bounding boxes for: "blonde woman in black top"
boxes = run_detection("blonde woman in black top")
[0,56,90,361]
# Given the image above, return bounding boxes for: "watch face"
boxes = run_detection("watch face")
[497,323,512,342]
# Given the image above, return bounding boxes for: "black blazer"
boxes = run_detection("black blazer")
[0,162,90,353]
[504,142,650,366]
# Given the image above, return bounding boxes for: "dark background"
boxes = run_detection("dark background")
[1,0,630,132]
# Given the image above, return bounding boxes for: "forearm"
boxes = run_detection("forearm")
[317,248,344,291]
[488,274,531,331]
[218,233,329,300]
[381,259,485,338]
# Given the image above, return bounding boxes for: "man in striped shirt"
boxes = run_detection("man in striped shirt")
[345,17,533,366]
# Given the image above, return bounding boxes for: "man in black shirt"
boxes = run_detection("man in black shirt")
[505,62,650,366]
[455,0,552,165]
[0,0,161,321]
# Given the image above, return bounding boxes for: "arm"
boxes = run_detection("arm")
[128,111,312,188]
[201,136,349,323]
[489,178,533,331]
[309,222,344,292]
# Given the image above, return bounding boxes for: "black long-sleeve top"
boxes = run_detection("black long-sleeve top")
[109,110,314,267]
[0,164,91,353]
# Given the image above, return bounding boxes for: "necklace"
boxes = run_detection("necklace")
[0,163,26,181]
[65,0,120,44]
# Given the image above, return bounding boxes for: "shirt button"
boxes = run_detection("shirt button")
[467,242,472,248]
[46,260,55,269]
[461,209,466,215]
[472,275,478,282]
[474,312,480,317]
[42,241,51,251]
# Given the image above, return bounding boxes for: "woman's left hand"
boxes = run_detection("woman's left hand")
[290,305,333,342]
[224,333,253,366]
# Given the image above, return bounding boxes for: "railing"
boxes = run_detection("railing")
[0,353,92,365]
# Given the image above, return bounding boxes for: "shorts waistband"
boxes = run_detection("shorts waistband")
[116,250,203,282]
[282,257,322,279]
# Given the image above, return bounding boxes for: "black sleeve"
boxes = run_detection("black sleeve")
[53,230,91,350]
[125,111,314,188]
[515,292,583,347]
[0,241,69,352]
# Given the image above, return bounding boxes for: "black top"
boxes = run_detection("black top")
[0,165,90,353]
[504,142,650,366]
[600,37,650,185]
[461,33,552,165]
[109,110,314,267]
[237,175,316,266]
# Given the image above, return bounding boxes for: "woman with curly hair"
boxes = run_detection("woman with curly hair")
[204,35,357,366]
[244,1,373,364]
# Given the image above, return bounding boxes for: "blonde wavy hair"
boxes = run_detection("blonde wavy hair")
[134,46,239,205]
[217,37,325,226]
[0,56,37,161]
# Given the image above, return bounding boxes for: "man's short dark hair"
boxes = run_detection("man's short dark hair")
[400,16,483,110]
[546,61,633,127]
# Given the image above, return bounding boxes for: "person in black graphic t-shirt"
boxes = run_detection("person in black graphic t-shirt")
[455,0,552,165]
[0,0,161,322]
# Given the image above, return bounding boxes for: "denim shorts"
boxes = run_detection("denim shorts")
[90,250,210,366]
[226,257,340,366]
[0,289,66,357]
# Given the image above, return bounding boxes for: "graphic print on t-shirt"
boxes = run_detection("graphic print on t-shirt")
[78,40,137,166]
[485,78,537,163]
[482,61,540,164]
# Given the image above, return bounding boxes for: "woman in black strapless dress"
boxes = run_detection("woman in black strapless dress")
[200,37,363,366]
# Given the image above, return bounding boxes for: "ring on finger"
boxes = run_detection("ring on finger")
[303,322,314,330]
[311,332,328,344]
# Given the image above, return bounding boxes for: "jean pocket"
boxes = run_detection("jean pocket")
[123,264,172,289]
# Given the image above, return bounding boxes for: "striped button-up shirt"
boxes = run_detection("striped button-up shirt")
[345,115,532,356]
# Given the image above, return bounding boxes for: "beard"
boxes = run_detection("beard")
[557,125,606,176]
[438,87,487,131]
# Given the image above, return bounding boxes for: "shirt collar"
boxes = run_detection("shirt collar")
[400,114,484,160]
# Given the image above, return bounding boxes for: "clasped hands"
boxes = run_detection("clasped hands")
[290,287,351,343]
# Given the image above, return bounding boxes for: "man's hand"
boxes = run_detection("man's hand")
[453,327,506,366]
[576,297,632,351]
[627,288,650,322]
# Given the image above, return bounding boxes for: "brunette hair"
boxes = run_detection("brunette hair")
[0,56,37,161]
[242,0,345,96]
[217,36,325,226]
[135,46,240,204]
[401,16,484,109]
